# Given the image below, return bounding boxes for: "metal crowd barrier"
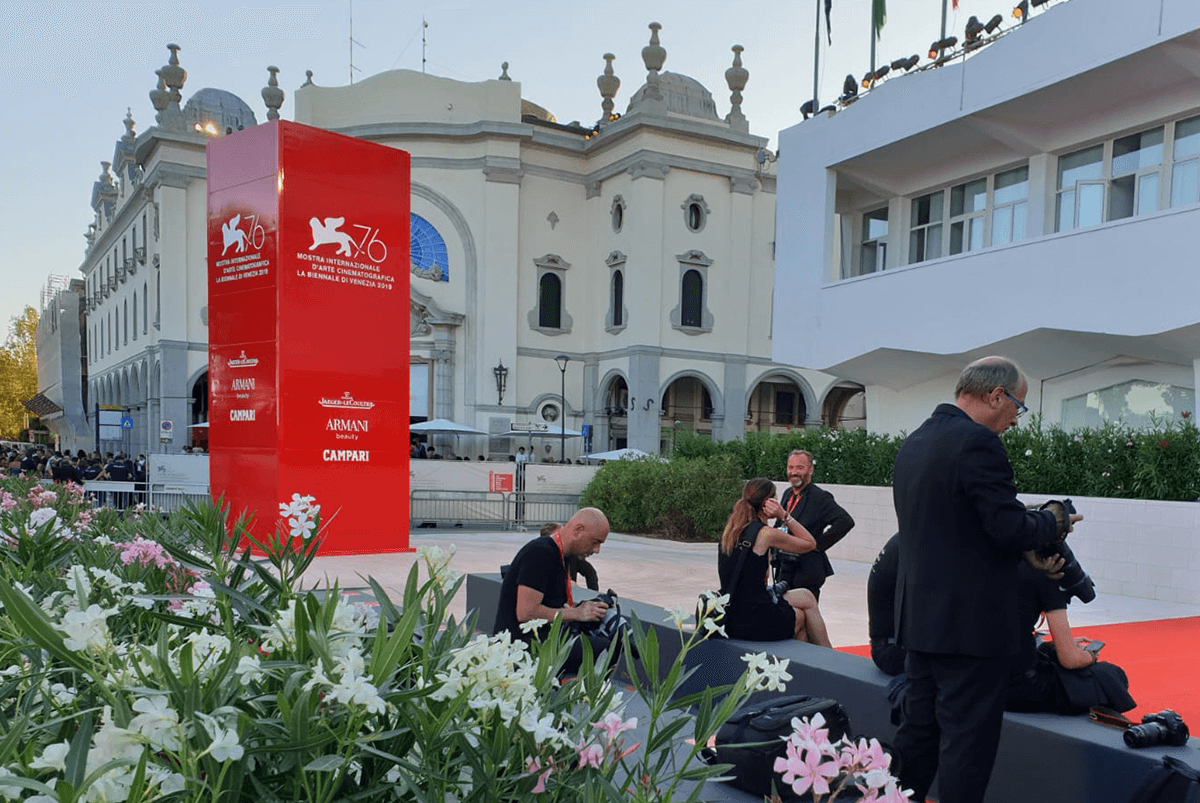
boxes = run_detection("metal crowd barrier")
[409,490,581,530]
[147,484,211,514]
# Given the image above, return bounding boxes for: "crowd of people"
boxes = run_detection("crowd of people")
[5,445,148,509]
[491,356,1136,803]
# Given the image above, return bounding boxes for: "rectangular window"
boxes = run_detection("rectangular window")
[860,208,888,275]
[949,178,987,255]
[990,166,1028,246]
[1171,115,1200,208]
[774,390,796,425]
[909,191,944,264]
[1056,145,1103,231]
[1109,127,1163,220]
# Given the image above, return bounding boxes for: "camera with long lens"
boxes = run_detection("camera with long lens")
[1036,499,1095,604]
[1123,709,1190,748]
[768,580,789,605]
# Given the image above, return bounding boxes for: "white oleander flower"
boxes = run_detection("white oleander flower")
[235,655,266,686]
[30,740,71,772]
[129,696,182,751]
[207,728,244,762]
[741,652,792,693]
[58,604,117,653]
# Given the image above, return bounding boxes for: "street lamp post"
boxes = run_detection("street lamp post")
[554,355,569,463]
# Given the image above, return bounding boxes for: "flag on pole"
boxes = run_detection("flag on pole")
[953,0,959,8]
[872,0,886,39]
[825,0,833,44]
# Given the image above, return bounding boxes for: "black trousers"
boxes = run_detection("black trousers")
[894,650,1012,803]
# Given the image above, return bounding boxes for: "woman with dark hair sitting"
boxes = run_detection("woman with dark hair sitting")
[718,477,832,646]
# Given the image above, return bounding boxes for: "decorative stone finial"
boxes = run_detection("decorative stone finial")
[725,45,749,132]
[149,69,170,122]
[262,66,284,121]
[499,61,511,81]
[597,53,620,121]
[641,23,666,102]
[642,22,666,73]
[122,108,137,144]
[160,44,186,111]
[302,70,314,87]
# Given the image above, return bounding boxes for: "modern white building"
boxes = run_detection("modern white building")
[44,26,863,458]
[773,0,1200,435]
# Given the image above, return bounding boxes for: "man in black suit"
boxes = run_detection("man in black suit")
[772,449,855,600]
[892,356,1079,803]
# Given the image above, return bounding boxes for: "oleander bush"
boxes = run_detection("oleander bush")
[578,454,743,540]
[586,417,1198,537]
[0,477,787,803]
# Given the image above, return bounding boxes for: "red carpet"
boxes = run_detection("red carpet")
[838,616,1200,728]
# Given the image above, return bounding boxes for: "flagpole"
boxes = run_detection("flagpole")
[870,5,877,74]
[813,0,821,110]
[941,0,949,41]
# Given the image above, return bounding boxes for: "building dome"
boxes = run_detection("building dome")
[521,98,557,123]
[182,88,257,134]
[627,71,719,120]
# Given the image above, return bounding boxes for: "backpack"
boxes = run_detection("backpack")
[704,694,851,800]
[1126,756,1200,803]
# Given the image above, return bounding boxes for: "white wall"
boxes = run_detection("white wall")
[822,484,1200,606]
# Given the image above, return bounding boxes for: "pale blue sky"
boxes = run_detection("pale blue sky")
[0,0,1009,337]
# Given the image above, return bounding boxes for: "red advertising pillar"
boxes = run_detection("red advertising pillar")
[206,120,411,554]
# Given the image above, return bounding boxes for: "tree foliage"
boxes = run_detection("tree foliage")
[0,306,38,439]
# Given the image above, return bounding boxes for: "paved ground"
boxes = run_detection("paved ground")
[301,527,1200,646]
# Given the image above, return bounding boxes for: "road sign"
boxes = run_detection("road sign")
[160,420,174,442]
[120,416,134,429]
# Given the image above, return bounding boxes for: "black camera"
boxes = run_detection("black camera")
[1036,499,1095,604]
[1123,709,1190,749]
[768,580,789,605]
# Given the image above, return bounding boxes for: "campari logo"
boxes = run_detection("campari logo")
[308,215,388,263]
[228,350,259,368]
[318,392,376,410]
[220,214,266,255]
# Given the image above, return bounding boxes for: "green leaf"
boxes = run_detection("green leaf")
[305,754,345,772]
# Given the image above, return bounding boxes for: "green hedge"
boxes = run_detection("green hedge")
[582,417,1199,539]
[578,453,743,540]
[1003,416,1199,500]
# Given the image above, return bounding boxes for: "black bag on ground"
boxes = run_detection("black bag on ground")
[1125,755,1200,803]
[705,694,851,800]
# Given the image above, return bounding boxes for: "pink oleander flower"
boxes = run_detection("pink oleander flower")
[774,739,840,797]
[114,536,176,569]
[592,712,637,745]
[841,737,890,773]
[0,491,17,510]
[789,711,830,751]
[27,488,58,507]
[577,741,603,769]
[526,757,553,794]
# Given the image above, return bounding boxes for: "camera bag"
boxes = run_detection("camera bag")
[1125,756,1200,803]
[704,694,851,801]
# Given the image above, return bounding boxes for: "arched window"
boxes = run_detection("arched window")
[132,293,138,340]
[538,273,562,329]
[681,269,703,328]
[123,300,129,344]
[142,282,148,333]
[611,270,624,327]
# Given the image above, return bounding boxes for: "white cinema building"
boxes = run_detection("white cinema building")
[773,0,1199,434]
[48,25,862,458]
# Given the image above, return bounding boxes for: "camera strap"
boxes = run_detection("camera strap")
[1089,706,1136,730]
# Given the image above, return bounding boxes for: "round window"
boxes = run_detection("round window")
[612,202,624,233]
[541,403,560,423]
[686,202,705,232]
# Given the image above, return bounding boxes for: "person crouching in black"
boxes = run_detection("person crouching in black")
[494,508,612,676]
